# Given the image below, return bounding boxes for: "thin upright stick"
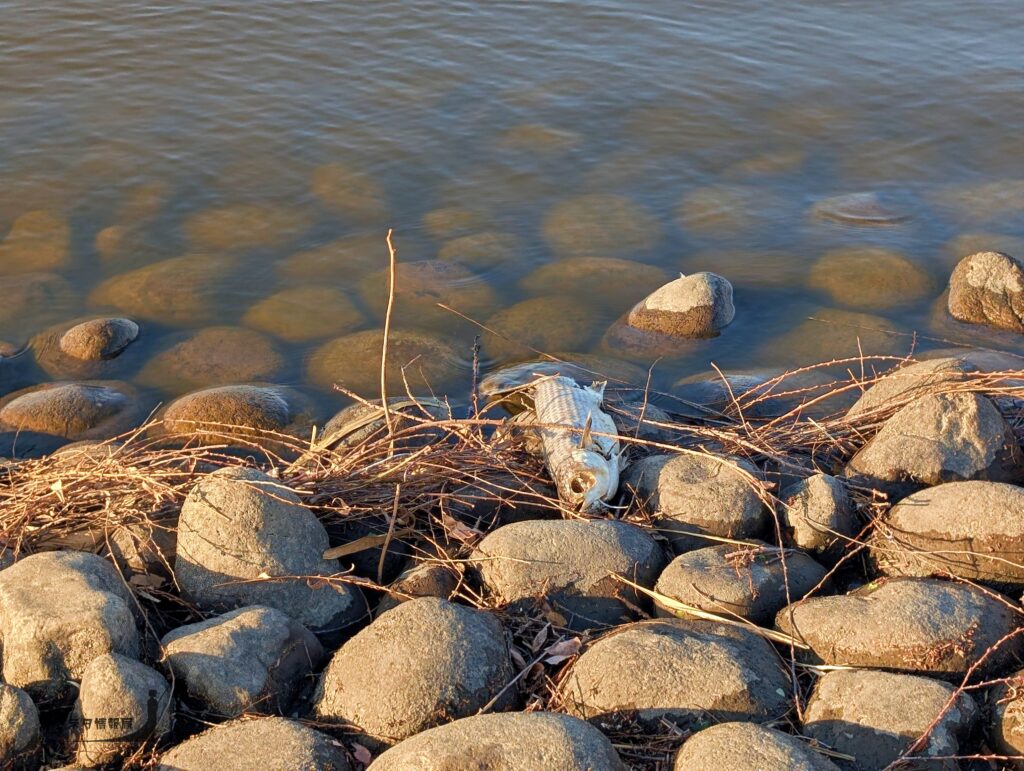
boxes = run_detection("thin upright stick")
[381,228,398,437]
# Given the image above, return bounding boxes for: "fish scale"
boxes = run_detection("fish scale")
[533,375,621,513]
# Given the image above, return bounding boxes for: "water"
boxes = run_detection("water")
[3,1,1024,414]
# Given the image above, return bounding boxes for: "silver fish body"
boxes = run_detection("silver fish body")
[532,375,622,513]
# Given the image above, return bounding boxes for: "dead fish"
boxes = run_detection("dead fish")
[532,375,622,514]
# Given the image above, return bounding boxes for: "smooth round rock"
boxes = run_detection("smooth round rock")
[775,577,1023,679]
[137,326,285,394]
[948,251,1024,333]
[625,453,768,553]
[183,202,312,252]
[0,210,70,274]
[157,717,351,771]
[807,248,935,310]
[370,712,626,771]
[872,481,1024,588]
[483,295,600,362]
[313,597,515,749]
[810,191,911,226]
[599,316,702,362]
[0,684,40,769]
[497,123,581,155]
[755,308,905,367]
[310,162,388,224]
[804,669,977,771]
[436,231,520,269]
[654,542,827,625]
[846,357,974,418]
[543,194,659,258]
[627,272,735,339]
[1,273,79,340]
[175,467,368,638]
[990,667,1024,760]
[376,562,460,616]
[307,328,462,396]
[0,381,141,440]
[781,474,858,561]
[559,619,790,728]
[276,233,387,282]
[242,286,365,342]
[89,253,237,326]
[519,257,668,313]
[32,317,140,379]
[674,722,839,771]
[676,185,758,234]
[421,206,491,239]
[679,249,806,289]
[317,396,449,452]
[844,392,1023,499]
[471,519,665,631]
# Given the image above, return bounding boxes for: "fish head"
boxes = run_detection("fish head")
[565,448,620,513]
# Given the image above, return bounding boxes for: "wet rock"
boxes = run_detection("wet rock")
[0,430,69,459]
[310,162,388,224]
[948,251,1024,333]
[519,256,668,313]
[0,210,70,274]
[775,577,1023,679]
[680,249,806,289]
[317,396,450,452]
[376,562,460,616]
[370,711,625,771]
[846,357,974,418]
[726,146,807,177]
[89,253,237,326]
[807,248,935,310]
[276,233,386,283]
[176,467,368,638]
[628,273,734,341]
[421,206,491,240]
[31,316,140,379]
[674,722,839,771]
[498,123,581,155]
[929,288,1024,351]
[757,308,906,367]
[560,619,789,728]
[931,179,1024,223]
[654,542,827,625]
[162,605,323,716]
[71,653,172,767]
[137,326,285,394]
[599,316,702,362]
[625,453,768,553]
[313,597,515,749]
[157,384,316,450]
[676,185,758,234]
[0,684,40,770]
[0,381,142,440]
[307,328,461,397]
[943,232,1024,270]
[803,669,977,771]
[483,295,600,362]
[1,272,79,341]
[844,392,1023,499]
[781,474,858,561]
[810,191,911,226]
[156,716,351,771]
[94,223,163,267]
[872,481,1024,588]
[471,519,665,631]
[183,202,313,252]
[436,230,520,269]
[990,668,1024,760]
[0,551,139,703]
[358,259,497,330]
[242,286,365,342]
[543,193,659,258]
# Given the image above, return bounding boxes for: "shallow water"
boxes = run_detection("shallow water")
[3,1,1024,415]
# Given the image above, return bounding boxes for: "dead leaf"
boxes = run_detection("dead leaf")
[543,637,581,665]
[529,623,550,653]
[440,512,481,544]
[510,647,528,670]
[351,742,373,766]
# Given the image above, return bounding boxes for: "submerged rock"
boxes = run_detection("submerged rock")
[483,295,600,361]
[370,712,625,771]
[543,193,659,258]
[803,669,977,771]
[599,316,702,362]
[519,256,668,313]
[627,272,735,339]
[810,191,911,226]
[559,619,789,728]
[1,272,79,341]
[0,381,142,441]
[421,206,491,239]
[276,233,387,283]
[183,202,313,252]
[313,597,515,749]
[948,251,1024,333]
[436,230,520,269]
[310,162,388,224]
[242,286,365,342]
[472,519,665,631]
[674,722,839,771]
[756,307,905,367]
[31,316,140,379]
[807,247,935,310]
[0,209,71,274]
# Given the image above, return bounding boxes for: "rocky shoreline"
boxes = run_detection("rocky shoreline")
[2,250,1024,769]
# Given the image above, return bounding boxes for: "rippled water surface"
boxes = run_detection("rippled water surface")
[3,1,1024,411]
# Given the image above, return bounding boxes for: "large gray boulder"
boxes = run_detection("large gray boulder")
[654,542,827,625]
[559,619,790,729]
[844,392,1023,500]
[625,453,768,553]
[674,722,839,771]
[627,272,735,339]
[803,669,978,771]
[775,577,1023,680]
[162,605,323,716]
[156,716,351,771]
[0,551,139,702]
[781,473,858,561]
[0,684,40,770]
[369,711,626,770]
[471,519,665,631]
[872,481,1024,588]
[948,251,1024,333]
[71,653,172,767]
[845,357,974,418]
[313,597,515,750]
[175,467,368,638]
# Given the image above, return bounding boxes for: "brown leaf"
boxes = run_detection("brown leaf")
[529,623,550,653]
[351,742,373,766]
[543,637,581,665]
